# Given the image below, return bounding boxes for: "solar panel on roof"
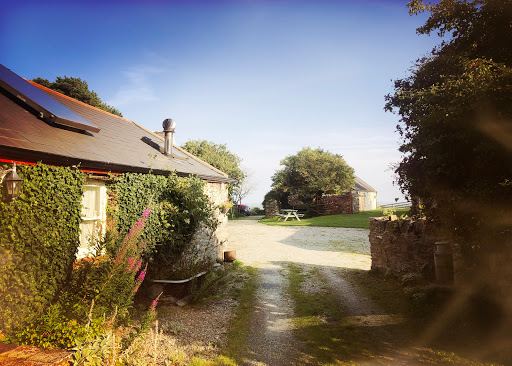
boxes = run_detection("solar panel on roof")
[0,64,101,133]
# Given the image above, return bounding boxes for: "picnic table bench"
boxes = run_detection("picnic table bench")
[277,209,303,221]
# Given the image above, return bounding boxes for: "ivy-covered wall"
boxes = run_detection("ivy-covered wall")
[0,163,84,333]
[0,164,226,335]
[109,173,221,279]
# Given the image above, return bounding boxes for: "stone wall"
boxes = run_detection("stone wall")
[264,193,362,216]
[371,216,512,287]
[173,182,229,277]
[369,216,437,278]
[351,191,362,213]
[317,194,352,214]
[194,181,229,259]
[370,216,512,327]
[264,199,279,217]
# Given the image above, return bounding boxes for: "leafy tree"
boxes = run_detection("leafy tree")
[32,76,123,117]
[181,140,245,199]
[385,0,512,256]
[271,147,355,205]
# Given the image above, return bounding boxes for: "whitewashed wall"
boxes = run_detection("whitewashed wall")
[175,181,229,276]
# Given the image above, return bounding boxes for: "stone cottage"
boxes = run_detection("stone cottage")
[353,176,377,211]
[0,64,231,260]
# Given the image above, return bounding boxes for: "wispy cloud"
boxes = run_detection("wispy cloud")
[107,65,163,106]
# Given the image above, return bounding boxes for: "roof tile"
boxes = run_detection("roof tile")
[0,76,230,183]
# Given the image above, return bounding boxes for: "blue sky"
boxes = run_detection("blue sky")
[1,0,441,206]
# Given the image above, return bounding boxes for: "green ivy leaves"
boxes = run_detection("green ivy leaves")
[110,172,218,279]
[0,163,84,334]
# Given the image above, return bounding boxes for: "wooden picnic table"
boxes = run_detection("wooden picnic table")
[277,209,304,221]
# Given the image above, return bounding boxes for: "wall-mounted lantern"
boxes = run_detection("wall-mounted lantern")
[2,163,22,201]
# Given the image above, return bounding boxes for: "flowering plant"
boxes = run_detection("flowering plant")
[219,200,233,213]
[65,207,151,323]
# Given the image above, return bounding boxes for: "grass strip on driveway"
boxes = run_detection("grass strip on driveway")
[285,265,496,366]
[260,208,410,229]
[286,264,371,365]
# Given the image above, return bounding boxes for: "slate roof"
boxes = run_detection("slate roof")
[0,68,230,183]
[354,176,376,192]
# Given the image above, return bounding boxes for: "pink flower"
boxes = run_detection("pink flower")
[134,260,142,272]
[132,265,148,294]
[137,270,146,282]
[150,294,161,311]
[126,257,135,271]
[143,208,151,218]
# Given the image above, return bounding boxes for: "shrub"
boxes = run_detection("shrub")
[110,173,218,279]
[9,209,152,352]
[13,304,105,350]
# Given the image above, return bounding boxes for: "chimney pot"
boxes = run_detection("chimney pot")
[163,118,176,132]
[162,118,176,156]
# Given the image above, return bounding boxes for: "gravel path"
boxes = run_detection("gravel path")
[227,218,373,365]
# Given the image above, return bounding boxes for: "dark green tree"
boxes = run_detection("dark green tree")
[385,0,512,256]
[271,147,355,205]
[181,139,245,199]
[32,76,123,117]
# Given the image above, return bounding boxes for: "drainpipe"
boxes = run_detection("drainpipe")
[162,118,176,156]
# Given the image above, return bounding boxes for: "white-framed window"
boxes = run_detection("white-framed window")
[78,180,107,258]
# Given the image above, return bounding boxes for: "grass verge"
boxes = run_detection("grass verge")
[340,268,410,315]
[260,208,410,229]
[221,265,258,364]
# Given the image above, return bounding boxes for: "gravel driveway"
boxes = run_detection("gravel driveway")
[227,217,375,366]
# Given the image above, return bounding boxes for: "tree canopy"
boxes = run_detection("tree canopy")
[271,147,355,205]
[181,139,245,199]
[32,76,123,117]
[385,0,512,254]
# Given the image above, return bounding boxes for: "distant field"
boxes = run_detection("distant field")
[259,208,410,229]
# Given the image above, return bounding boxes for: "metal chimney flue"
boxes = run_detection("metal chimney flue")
[162,118,176,156]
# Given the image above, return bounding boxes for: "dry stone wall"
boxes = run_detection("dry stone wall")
[264,199,279,218]
[369,217,437,278]
[370,216,512,318]
[351,191,362,213]
[171,182,229,277]
[317,194,352,215]
[192,182,228,259]
[263,191,363,217]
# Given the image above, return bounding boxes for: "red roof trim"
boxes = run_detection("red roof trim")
[0,158,120,175]
[0,158,36,166]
